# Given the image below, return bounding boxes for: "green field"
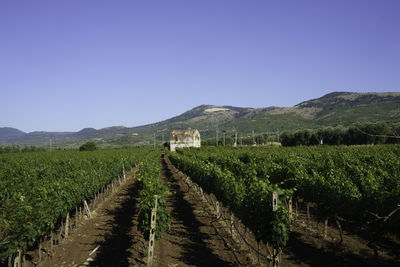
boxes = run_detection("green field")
[170,145,400,248]
[1,144,399,263]
[0,148,154,261]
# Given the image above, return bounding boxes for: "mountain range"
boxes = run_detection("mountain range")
[1,92,400,147]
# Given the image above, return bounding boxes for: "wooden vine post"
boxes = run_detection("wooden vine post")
[65,213,70,238]
[323,218,328,240]
[272,191,278,212]
[230,211,235,239]
[83,200,91,218]
[123,163,126,180]
[58,220,63,242]
[15,249,22,267]
[199,187,205,201]
[50,232,54,251]
[38,240,42,263]
[147,195,158,267]
[75,207,78,229]
[272,191,279,267]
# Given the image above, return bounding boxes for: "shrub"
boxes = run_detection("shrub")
[79,142,98,151]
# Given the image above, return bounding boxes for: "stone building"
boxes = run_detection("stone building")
[170,128,201,152]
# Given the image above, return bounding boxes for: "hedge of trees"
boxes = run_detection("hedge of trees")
[0,146,47,154]
[280,122,400,146]
[201,122,400,147]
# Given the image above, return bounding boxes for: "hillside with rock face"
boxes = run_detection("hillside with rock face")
[219,92,400,135]
[1,92,399,147]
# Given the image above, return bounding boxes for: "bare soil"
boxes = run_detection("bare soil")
[282,203,400,266]
[28,153,399,267]
[35,154,251,267]
[163,154,400,267]
[37,170,146,267]
[154,153,252,266]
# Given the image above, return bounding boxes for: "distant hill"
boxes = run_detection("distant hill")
[1,92,399,147]
[0,127,26,139]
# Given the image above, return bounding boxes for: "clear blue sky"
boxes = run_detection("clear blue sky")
[1,0,399,132]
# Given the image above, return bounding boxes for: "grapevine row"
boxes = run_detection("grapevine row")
[136,150,170,240]
[175,145,400,238]
[0,148,151,262]
[168,151,293,250]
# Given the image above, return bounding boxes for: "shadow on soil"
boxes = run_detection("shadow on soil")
[89,181,140,267]
[286,231,399,267]
[162,157,235,266]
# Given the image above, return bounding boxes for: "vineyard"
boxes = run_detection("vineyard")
[169,145,400,264]
[0,145,399,266]
[0,148,152,263]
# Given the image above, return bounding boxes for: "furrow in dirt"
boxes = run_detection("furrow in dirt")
[154,153,251,267]
[37,172,146,267]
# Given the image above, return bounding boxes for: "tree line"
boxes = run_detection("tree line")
[201,122,400,147]
[280,122,400,146]
[0,145,47,154]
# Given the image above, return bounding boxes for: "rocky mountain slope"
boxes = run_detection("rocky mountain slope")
[1,92,399,146]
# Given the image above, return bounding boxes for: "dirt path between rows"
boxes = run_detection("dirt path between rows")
[38,171,146,267]
[37,154,249,267]
[153,153,250,266]
[162,154,400,267]
[34,152,399,267]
